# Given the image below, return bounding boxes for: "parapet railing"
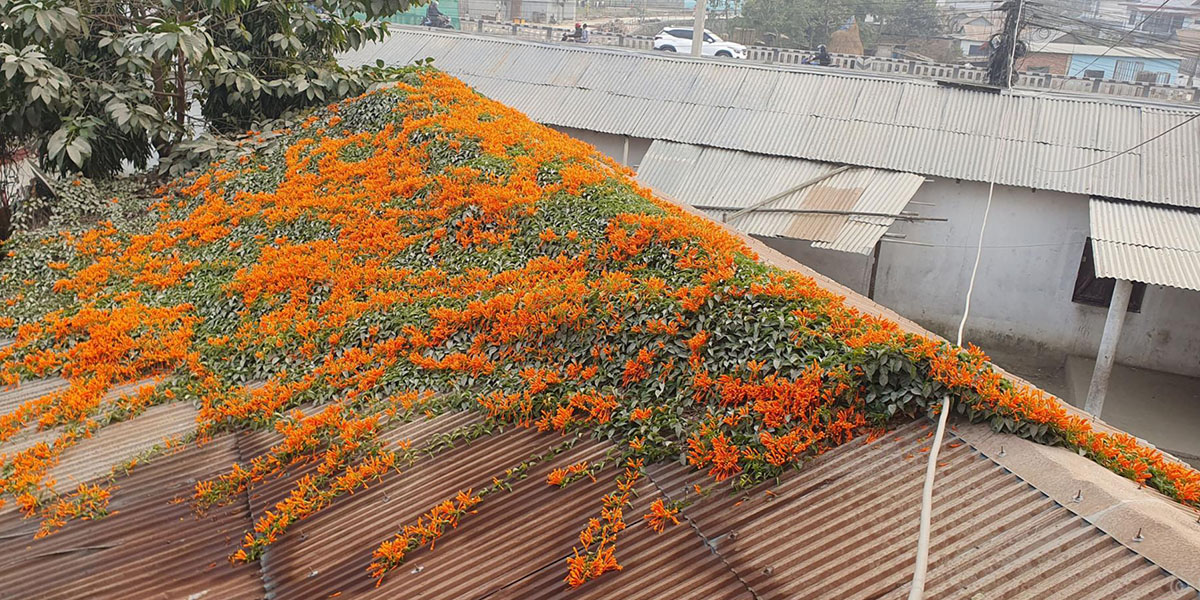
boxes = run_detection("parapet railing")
[446,20,1200,104]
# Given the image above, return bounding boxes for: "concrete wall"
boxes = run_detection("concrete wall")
[757,238,874,298]
[1020,52,1072,75]
[549,126,652,168]
[755,178,1200,378]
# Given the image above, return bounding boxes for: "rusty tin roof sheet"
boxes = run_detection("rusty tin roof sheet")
[0,399,1192,599]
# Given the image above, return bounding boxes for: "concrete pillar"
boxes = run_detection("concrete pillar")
[1084,278,1133,416]
[690,0,705,58]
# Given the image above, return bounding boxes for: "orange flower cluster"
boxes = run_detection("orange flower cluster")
[0,299,191,508]
[566,459,643,587]
[642,498,681,533]
[918,342,1200,503]
[547,461,592,487]
[367,489,481,584]
[234,450,397,562]
[34,482,112,538]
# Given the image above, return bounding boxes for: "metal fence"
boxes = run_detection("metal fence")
[458,20,1200,104]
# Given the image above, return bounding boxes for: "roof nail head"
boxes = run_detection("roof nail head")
[411,565,425,574]
[308,569,319,578]
[762,566,774,576]
[997,445,1006,458]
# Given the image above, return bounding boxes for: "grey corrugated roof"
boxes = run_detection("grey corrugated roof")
[1090,198,1200,291]
[340,29,1200,208]
[637,141,923,254]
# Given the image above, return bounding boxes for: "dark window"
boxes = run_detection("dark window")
[1084,69,1105,79]
[1134,70,1160,83]
[1028,66,1050,74]
[1139,12,1185,34]
[1114,59,1144,81]
[668,28,691,38]
[1072,238,1146,312]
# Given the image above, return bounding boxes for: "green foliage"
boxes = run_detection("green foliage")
[0,0,425,176]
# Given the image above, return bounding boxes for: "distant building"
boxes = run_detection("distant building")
[1022,42,1184,83]
[1121,0,1200,36]
[460,0,576,24]
[949,13,1000,58]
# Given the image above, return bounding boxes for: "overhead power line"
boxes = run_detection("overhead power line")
[1041,112,1200,173]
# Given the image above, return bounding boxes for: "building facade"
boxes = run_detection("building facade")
[1023,43,1184,82]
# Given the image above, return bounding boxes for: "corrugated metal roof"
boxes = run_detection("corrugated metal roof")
[638,141,923,254]
[0,434,265,600]
[1090,198,1200,291]
[0,414,1193,599]
[0,377,189,502]
[655,421,1198,599]
[340,29,1200,208]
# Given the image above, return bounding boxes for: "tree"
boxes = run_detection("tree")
[0,0,418,176]
[740,0,943,49]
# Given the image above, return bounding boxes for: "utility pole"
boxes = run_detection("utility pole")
[691,0,706,57]
[987,0,1025,87]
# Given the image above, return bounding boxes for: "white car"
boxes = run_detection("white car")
[653,28,746,59]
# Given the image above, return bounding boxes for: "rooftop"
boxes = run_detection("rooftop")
[0,70,1197,600]
[2,411,1195,599]
[341,28,1200,209]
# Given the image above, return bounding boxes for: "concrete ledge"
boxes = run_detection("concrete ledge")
[956,421,1200,587]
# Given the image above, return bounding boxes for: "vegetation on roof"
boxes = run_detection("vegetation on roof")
[0,69,1196,589]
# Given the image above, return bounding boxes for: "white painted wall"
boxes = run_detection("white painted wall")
[762,178,1200,378]
[549,126,652,169]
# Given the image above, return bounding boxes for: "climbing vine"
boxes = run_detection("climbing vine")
[0,68,1195,589]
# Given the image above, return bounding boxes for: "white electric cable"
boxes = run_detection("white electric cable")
[906,177,994,600]
[908,1,1023,591]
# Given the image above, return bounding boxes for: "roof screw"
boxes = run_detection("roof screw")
[1072,489,1083,503]
[1132,528,1144,543]
[728,530,739,540]
[762,566,774,576]
[308,569,319,578]
[382,493,390,503]
[997,445,1006,458]
[411,565,425,574]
